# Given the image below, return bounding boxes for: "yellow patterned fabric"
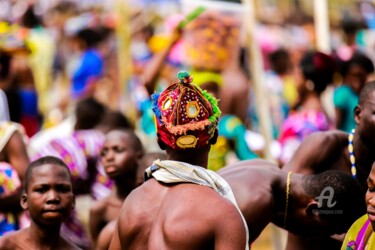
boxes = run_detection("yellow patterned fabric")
[145,159,249,249]
[0,121,26,152]
[342,214,375,250]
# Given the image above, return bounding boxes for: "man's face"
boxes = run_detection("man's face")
[345,64,369,94]
[23,164,74,226]
[356,92,375,145]
[100,131,139,179]
[366,165,375,229]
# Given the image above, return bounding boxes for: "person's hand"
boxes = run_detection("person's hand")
[330,233,346,242]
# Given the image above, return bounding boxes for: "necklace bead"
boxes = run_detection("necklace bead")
[348,128,356,178]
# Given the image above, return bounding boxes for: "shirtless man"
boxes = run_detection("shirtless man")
[89,129,144,246]
[282,81,375,249]
[95,151,167,250]
[108,71,247,249]
[218,159,365,246]
[0,156,79,250]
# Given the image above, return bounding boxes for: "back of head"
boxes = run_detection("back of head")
[341,52,374,77]
[24,156,71,192]
[99,110,134,133]
[74,97,106,130]
[75,27,109,49]
[269,48,291,75]
[302,170,365,233]
[300,50,336,94]
[359,80,375,105]
[151,71,221,151]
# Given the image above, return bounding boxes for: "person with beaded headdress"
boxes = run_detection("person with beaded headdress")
[282,80,375,249]
[108,71,248,249]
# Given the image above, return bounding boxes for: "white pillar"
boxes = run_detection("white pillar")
[314,0,331,53]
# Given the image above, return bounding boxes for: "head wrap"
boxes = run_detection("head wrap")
[151,71,221,150]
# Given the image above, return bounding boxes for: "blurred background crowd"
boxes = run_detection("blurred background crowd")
[1,0,375,249]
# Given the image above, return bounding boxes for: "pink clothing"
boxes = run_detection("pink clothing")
[278,110,331,163]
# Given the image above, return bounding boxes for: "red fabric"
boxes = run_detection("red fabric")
[155,77,216,150]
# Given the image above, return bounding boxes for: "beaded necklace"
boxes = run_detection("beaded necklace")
[284,171,293,227]
[348,128,357,178]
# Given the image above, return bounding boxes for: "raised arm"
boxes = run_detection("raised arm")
[143,27,182,96]
[282,131,341,175]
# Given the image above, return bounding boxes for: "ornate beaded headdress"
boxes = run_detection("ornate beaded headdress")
[151,71,221,149]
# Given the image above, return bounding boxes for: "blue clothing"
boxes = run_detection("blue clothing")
[72,49,103,98]
[333,85,358,133]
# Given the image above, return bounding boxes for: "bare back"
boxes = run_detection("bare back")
[109,178,246,250]
[218,160,281,243]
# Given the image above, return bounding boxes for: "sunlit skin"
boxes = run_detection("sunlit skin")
[89,130,143,247]
[108,129,247,249]
[283,84,375,249]
[0,163,79,250]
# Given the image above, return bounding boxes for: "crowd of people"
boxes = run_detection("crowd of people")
[1,0,375,249]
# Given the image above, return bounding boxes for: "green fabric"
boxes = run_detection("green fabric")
[333,85,358,133]
[219,115,258,160]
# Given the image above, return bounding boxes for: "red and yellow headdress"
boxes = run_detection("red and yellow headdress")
[152,71,221,149]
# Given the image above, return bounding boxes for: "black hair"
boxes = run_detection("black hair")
[300,50,336,94]
[341,52,374,77]
[269,48,290,75]
[24,156,71,192]
[109,129,143,154]
[21,5,43,28]
[0,53,11,80]
[75,27,110,49]
[99,110,134,131]
[359,80,375,105]
[74,97,106,130]
[302,170,365,233]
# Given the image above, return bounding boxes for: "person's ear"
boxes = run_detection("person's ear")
[354,105,362,125]
[136,150,144,160]
[209,129,219,145]
[157,137,166,150]
[306,200,320,217]
[20,193,28,210]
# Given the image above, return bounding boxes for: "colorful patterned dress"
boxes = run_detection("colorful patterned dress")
[342,214,375,250]
[0,162,21,236]
[0,121,26,236]
[278,110,331,164]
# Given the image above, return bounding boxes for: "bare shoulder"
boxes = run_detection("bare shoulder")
[97,221,116,250]
[0,233,15,250]
[0,230,25,250]
[61,236,82,250]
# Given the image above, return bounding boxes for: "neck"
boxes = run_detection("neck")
[166,147,210,169]
[28,221,61,248]
[353,131,374,178]
[114,169,137,199]
[301,92,322,110]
